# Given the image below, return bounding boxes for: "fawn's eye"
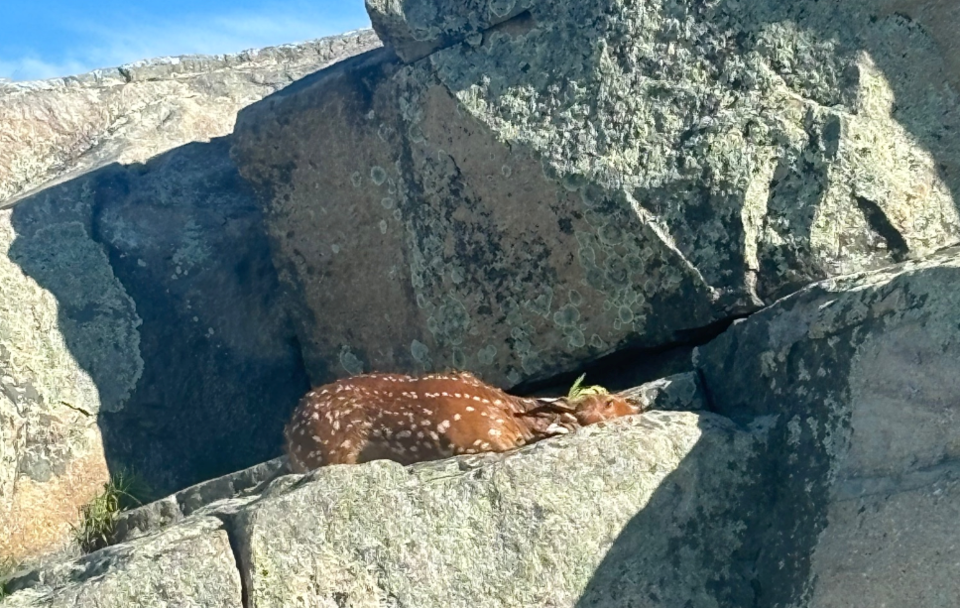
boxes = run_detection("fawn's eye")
[605,399,613,408]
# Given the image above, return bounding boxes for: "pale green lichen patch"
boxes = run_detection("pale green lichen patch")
[370,166,387,186]
[477,344,497,365]
[523,288,553,318]
[410,339,432,368]
[170,218,210,272]
[338,346,364,376]
[430,297,471,346]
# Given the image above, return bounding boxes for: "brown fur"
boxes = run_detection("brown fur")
[284,371,639,473]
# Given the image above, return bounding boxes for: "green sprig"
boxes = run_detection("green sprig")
[566,373,609,404]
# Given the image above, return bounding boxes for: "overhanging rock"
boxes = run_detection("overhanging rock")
[233,0,960,389]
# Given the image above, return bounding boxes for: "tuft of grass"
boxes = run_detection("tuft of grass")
[72,468,154,553]
[566,373,610,404]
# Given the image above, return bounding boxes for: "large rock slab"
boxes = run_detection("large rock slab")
[234,0,960,390]
[3,407,773,607]
[1,517,241,608]
[696,244,960,606]
[109,457,285,546]
[0,30,382,206]
[233,410,771,608]
[0,33,381,566]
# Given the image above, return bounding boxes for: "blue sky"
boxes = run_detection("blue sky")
[0,0,371,81]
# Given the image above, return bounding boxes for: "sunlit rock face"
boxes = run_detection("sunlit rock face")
[234,0,960,390]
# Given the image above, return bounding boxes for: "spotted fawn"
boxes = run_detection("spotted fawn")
[283,371,639,473]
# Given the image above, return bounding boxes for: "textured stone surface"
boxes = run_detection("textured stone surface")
[809,479,960,608]
[110,457,284,546]
[3,410,771,608]
[0,32,381,566]
[0,209,112,565]
[0,30,382,207]
[233,411,768,608]
[233,0,960,390]
[1,517,241,608]
[618,371,707,412]
[696,244,960,606]
[876,0,960,92]
[6,236,960,608]
[365,0,533,62]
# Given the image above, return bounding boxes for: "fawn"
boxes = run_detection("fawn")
[284,371,638,472]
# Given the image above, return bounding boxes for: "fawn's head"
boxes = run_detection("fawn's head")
[571,393,639,425]
[564,373,640,426]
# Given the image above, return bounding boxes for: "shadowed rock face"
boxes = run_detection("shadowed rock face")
[696,245,960,607]
[233,0,960,391]
[0,32,381,566]
[0,138,309,565]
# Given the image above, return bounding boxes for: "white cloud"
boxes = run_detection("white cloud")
[0,2,371,82]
